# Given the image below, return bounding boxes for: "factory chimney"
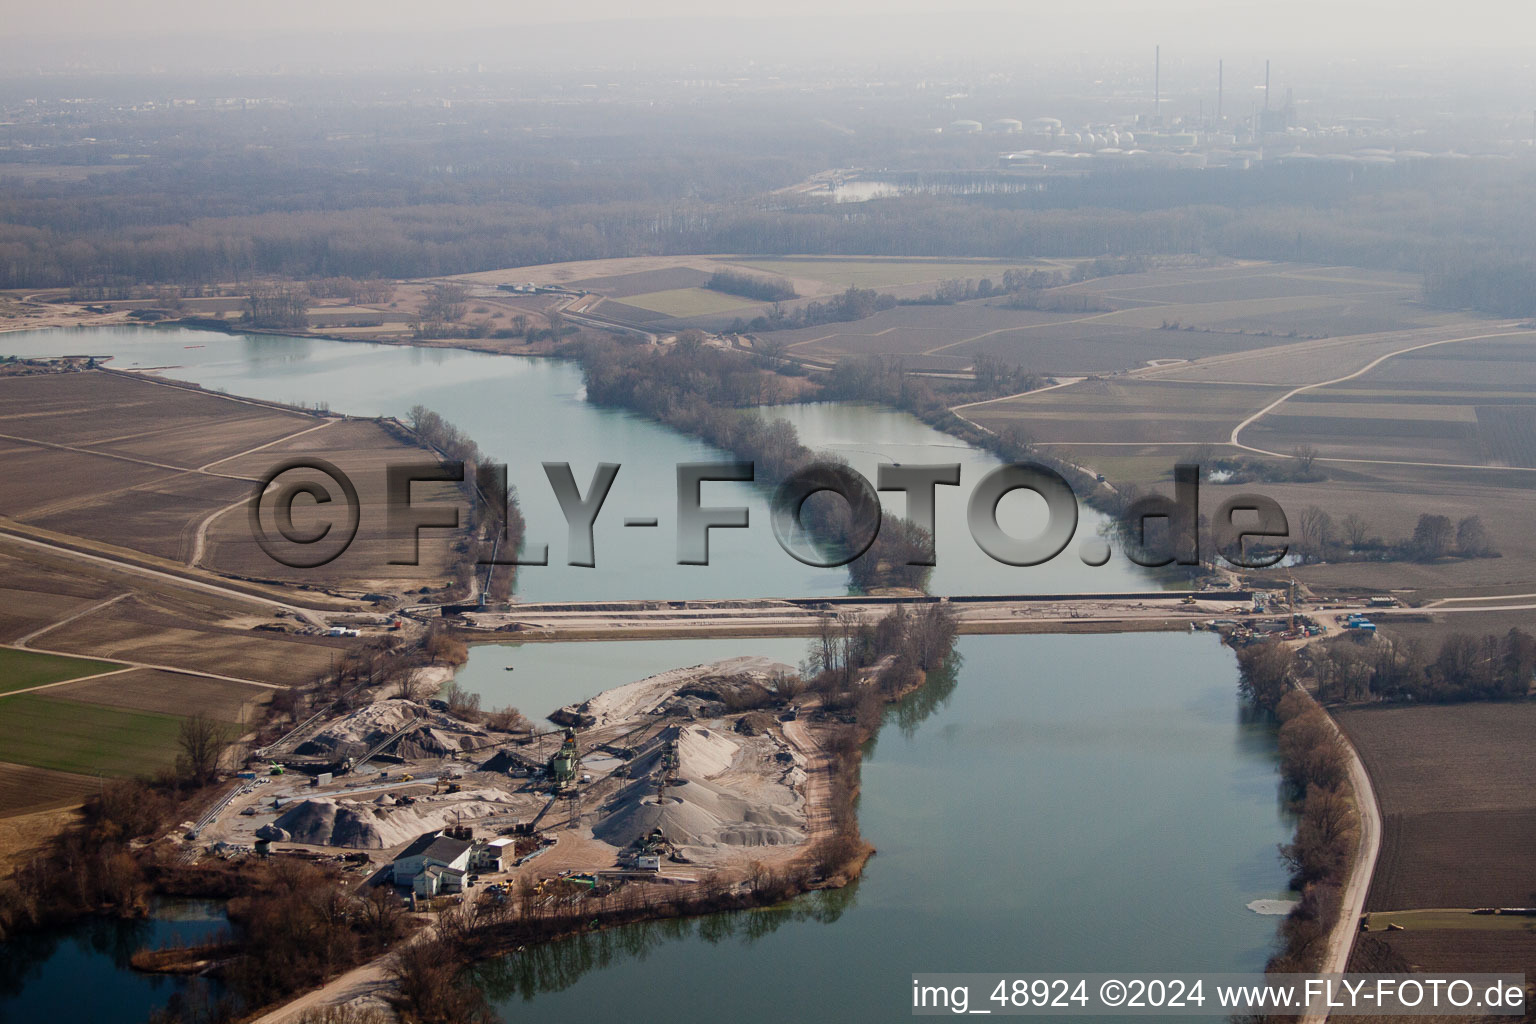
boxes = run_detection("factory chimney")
[1155,45,1160,121]
[1217,60,1223,122]
[1265,59,1271,110]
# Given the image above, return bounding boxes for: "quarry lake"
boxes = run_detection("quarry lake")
[0,326,1155,600]
[465,631,1292,1023]
[0,327,1292,1020]
[0,900,226,1023]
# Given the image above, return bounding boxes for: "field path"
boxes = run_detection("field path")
[0,641,283,690]
[196,417,336,473]
[1305,713,1382,1023]
[0,429,259,481]
[948,376,1084,413]
[249,918,448,1024]
[0,664,136,698]
[0,530,329,627]
[247,946,402,1024]
[12,592,131,647]
[1229,327,1536,466]
[186,419,339,566]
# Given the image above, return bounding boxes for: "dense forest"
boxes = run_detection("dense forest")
[3,116,1536,316]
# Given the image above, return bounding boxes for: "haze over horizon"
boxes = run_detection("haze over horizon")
[7,1,1536,75]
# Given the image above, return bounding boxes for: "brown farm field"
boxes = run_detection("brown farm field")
[1056,263,1447,336]
[0,370,310,564]
[0,537,348,688]
[0,370,481,818]
[202,416,470,594]
[0,370,466,596]
[966,378,1286,445]
[1335,703,1536,912]
[36,589,344,686]
[741,261,1458,373]
[1351,929,1536,976]
[0,369,314,462]
[48,667,268,722]
[0,762,99,820]
[764,304,1288,373]
[1241,334,1536,466]
[974,305,1536,603]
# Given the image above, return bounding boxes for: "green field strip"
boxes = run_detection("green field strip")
[0,647,127,695]
[0,694,184,776]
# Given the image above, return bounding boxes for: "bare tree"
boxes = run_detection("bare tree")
[355,884,408,945]
[1292,444,1321,476]
[177,713,233,784]
[805,612,838,679]
[246,282,310,328]
[439,681,481,719]
[1411,513,1454,560]
[1235,641,1296,712]
[387,936,492,1023]
[1341,512,1369,549]
[769,671,807,701]
[425,626,468,666]
[485,705,530,732]
[907,602,959,671]
[394,663,427,703]
[1456,515,1496,557]
[1298,506,1335,561]
[420,283,469,323]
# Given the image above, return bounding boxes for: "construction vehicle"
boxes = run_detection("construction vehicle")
[268,763,285,776]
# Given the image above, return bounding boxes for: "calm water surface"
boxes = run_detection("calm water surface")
[3,326,1151,600]
[0,901,225,1024]
[0,328,1289,1022]
[474,633,1289,1022]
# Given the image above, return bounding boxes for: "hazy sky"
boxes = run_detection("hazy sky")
[10,0,1536,47]
[6,0,1536,79]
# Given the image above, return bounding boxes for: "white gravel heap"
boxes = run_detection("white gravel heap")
[274,788,514,849]
[593,723,806,857]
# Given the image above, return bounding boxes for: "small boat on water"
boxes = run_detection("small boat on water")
[504,666,515,671]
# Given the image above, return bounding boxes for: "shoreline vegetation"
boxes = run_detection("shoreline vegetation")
[1229,626,1536,981]
[4,320,1458,1021]
[1237,641,1365,974]
[1,600,961,1024]
[0,325,1229,1024]
[0,366,969,1020]
[564,333,944,592]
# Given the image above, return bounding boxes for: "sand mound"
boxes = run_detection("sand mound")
[296,699,492,760]
[577,657,794,729]
[275,789,515,849]
[674,725,737,778]
[592,724,804,853]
